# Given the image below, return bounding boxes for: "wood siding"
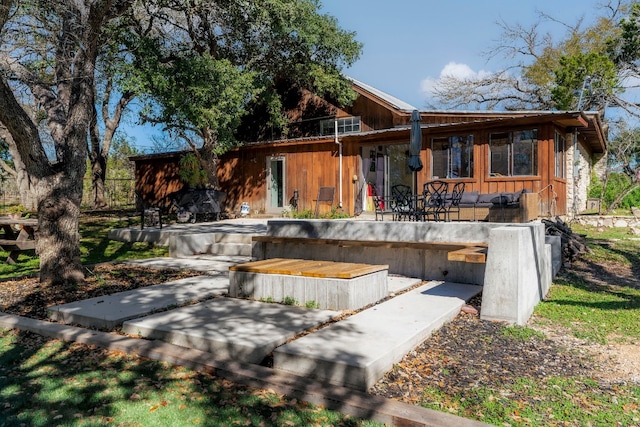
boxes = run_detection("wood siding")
[134,156,184,210]
[218,140,359,216]
[132,120,577,217]
[130,82,604,219]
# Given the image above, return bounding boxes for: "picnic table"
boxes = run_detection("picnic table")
[0,217,37,264]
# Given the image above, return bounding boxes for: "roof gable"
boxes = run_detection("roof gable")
[346,76,417,112]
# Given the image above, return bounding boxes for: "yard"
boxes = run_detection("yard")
[1,213,639,426]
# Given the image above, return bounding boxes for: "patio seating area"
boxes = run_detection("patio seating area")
[373,181,538,223]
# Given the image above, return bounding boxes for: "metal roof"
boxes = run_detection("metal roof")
[346,76,418,112]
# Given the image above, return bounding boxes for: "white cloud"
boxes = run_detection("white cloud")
[420,61,493,98]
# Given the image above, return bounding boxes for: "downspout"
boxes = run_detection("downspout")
[572,129,579,217]
[335,120,343,208]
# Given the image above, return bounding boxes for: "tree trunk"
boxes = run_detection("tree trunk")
[0,0,126,286]
[89,84,133,210]
[36,176,83,285]
[605,182,640,213]
[200,127,220,189]
[199,146,219,189]
[0,127,38,209]
[90,151,108,209]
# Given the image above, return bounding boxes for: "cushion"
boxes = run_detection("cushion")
[490,193,513,205]
[477,193,497,204]
[460,191,478,205]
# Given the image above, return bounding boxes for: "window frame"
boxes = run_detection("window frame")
[554,130,567,179]
[489,129,538,177]
[320,116,361,136]
[430,134,474,179]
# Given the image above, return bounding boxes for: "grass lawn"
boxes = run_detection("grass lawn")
[0,329,379,427]
[0,214,167,279]
[0,213,382,426]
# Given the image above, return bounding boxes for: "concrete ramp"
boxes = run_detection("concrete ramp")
[122,298,339,364]
[273,281,482,391]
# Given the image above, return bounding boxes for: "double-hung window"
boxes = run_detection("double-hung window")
[489,129,538,176]
[431,135,474,178]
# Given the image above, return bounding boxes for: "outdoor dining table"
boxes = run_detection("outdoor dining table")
[0,217,38,264]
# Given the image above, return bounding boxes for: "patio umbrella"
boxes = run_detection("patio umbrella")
[408,109,423,171]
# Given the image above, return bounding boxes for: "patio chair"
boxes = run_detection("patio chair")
[314,186,335,217]
[422,180,448,222]
[135,191,162,230]
[391,184,416,221]
[444,182,465,221]
[372,194,394,221]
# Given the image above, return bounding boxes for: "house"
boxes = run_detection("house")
[130,77,607,219]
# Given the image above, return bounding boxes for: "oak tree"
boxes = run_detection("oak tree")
[0,0,130,285]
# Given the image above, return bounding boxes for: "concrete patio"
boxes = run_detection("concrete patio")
[43,253,477,391]
[95,217,560,389]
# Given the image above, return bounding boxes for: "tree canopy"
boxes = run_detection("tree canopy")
[0,0,361,284]
[428,1,626,112]
[126,0,362,187]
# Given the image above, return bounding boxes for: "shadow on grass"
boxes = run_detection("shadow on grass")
[566,234,640,291]
[0,329,370,426]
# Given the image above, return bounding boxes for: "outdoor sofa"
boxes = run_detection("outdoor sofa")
[457,189,538,222]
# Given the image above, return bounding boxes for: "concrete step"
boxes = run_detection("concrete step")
[272,281,482,391]
[123,255,253,273]
[48,275,230,329]
[168,232,253,257]
[210,242,252,256]
[122,298,339,364]
[208,233,253,256]
[45,253,471,393]
[214,233,253,244]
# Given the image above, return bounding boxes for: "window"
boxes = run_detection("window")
[431,135,474,178]
[320,116,361,135]
[489,129,538,176]
[555,131,566,178]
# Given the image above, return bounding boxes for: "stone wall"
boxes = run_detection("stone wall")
[574,213,640,235]
[566,133,607,217]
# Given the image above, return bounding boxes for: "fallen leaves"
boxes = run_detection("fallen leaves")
[148,400,168,412]
[0,264,203,320]
[370,311,593,406]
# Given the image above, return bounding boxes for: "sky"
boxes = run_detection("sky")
[129,0,609,151]
[319,0,608,110]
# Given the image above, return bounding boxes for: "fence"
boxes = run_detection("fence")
[81,178,136,210]
[0,177,21,208]
[0,177,137,211]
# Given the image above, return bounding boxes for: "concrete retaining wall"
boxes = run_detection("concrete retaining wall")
[255,219,557,325]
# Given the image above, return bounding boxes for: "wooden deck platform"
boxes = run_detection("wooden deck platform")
[229,258,388,279]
